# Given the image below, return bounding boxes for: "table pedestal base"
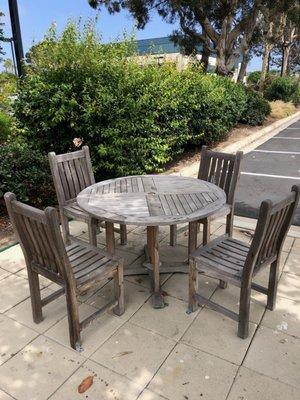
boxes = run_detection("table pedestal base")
[143,222,198,308]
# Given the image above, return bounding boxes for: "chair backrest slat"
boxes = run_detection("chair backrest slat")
[4,193,74,284]
[244,186,300,278]
[198,146,243,205]
[49,146,95,206]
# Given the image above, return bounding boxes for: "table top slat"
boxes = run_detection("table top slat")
[77,175,226,226]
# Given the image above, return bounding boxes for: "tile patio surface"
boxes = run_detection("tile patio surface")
[0,217,300,400]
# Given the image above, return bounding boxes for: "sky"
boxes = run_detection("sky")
[1,0,261,71]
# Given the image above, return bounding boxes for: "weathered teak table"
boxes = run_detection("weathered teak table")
[77,175,226,308]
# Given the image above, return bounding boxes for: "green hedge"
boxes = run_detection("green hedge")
[0,141,54,207]
[6,22,269,205]
[240,89,271,126]
[264,76,300,105]
[0,111,12,144]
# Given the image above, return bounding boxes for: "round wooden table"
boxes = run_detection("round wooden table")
[77,175,226,308]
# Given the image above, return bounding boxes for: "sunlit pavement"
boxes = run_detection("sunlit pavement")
[0,218,300,400]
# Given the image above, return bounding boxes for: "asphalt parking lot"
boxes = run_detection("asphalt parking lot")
[235,119,300,225]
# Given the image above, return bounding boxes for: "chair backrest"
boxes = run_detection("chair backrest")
[48,146,95,206]
[198,146,243,205]
[244,185,300,279]
[4,192,74,285]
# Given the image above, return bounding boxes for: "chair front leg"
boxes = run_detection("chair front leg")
[113,262,125,316]
[238,283,251,339]
[28,268,43,323]
[267,259,280,311]
[188,260,199,313]
[65,286,81,350]
[170,225,177,246]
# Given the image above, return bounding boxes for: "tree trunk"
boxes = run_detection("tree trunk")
[237,48,250,82]
[215,45,234,76]
[267,51,271,73]
[281,45,290,75]
[201,43,210,72]
[259,42,273,92]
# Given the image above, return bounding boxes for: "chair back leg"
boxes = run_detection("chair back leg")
[188,260,199,313]
[169,224,177,246]
[88,217,98,246]
[219,280,228,289]
[113,263,125,316]
[225,212,234,236]
[120,224,127,245]
[238,284,251,339]
[60,213,71,245]
[28,269,43,323]
[65,285,81,350]
[202,218,211,245]
[267,259,280,310]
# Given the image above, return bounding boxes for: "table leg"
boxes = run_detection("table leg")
[188,221,198,255]
[105,222,115,254]
[147,226,166,309]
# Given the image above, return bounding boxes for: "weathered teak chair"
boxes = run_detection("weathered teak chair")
[188,185,300,339]
[48,146,127,246]
[170,146,243,247]
[5,192,124,350]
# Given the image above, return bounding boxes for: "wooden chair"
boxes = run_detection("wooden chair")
[48,146,127,246]
[5,192,124,350]
[188,185,300,339]
[170,146,243,248]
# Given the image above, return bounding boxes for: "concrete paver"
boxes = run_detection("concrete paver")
[0,218,299,399]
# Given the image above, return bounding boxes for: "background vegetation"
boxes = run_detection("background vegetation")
[0,20,298,208]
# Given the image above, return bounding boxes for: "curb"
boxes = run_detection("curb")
[220,110,300,154]
[0,241,18,253]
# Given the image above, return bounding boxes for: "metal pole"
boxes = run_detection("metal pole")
[9,39,18,75]
[8,0,24,77]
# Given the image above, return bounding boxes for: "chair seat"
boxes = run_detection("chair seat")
[63,201,90,221]
[66,242,119,290]
[190,235,250,281]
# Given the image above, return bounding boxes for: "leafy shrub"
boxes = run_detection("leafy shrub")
[14,21,256,182]
[182,70,248,144]
[0,141,54,207]
[264,76,300,104]
[0,111,12,143]
[269,100,296,119]
[247,70,277,91]
[239,89,271,126]
[247,71,261,86]
[0,72,17,113]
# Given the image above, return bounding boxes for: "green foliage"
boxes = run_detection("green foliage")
[240,89,271,126]
[247,71,261,86]
[0,72,18,113]
[0,11,5,60]
[0,111,12,143]
[264,76,300,104]
[0,140,54,206]
[14,21,259,183]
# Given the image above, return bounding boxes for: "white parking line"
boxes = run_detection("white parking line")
[272,137,300,139]
[253,150,300,155]
[241,172,300,180]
